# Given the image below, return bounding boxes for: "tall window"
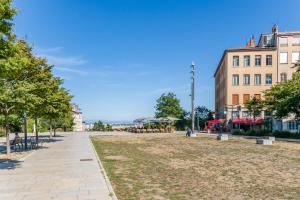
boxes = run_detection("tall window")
[292,36,300,45]
[233,56,239,67]
[243,94,250,104]
[266,55,272,66]
[254,94,261,100]
[243,74,250,85]
[280,73,287,82]
[280,52,288,64]
[254,74,261,85]
[292,52,300,63]
[265,74,272,85]
[242,111,249,118]
[255,55,261,66]
[288,121,297,130]
[232,74,239,86]
[232,111,238,118]
[244,55,250,67]
[232,94,239,105]
[279,37,288,46]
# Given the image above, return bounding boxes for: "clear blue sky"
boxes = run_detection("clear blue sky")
[13,0,300,122]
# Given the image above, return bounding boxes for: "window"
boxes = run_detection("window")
[255,55,261,66]
[265,74,272,85]
[292,36,300,45]
[266,55,272,66]
[279,37,288,46]
[254,94,261,100]
[242,111,249,118]
[243,74,250,85]
[254,74,261,85]
[232,74,239,86]
[288,121,297,130]
[233,56,239,67]
[263,35,274,46]
[280,52,288,64]
[243,94,250,104]
[232,94,239,105]
[244,55,250,67]
[292,52,300,63]
[280,73,287,82]
[232,111,238,118]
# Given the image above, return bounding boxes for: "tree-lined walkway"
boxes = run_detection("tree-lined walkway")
[0,133,114,200]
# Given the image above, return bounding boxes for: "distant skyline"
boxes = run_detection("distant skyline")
[13,0,300,121]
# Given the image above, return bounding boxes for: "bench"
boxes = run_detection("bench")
[10,137,23,150]
[217,134,229,141]
[256,139,273,145]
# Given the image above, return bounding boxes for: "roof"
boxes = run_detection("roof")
[213,47,277,77]
[277,31,300,36]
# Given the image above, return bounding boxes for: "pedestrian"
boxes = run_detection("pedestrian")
[186,128,192,137]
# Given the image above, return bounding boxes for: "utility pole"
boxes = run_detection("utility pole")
[24,111,28,150]
[191,62,195,134]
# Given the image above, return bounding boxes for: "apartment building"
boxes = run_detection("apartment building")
[72,104,85,132]
[214,25,300,132]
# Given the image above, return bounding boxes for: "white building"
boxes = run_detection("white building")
[72,104,85,132]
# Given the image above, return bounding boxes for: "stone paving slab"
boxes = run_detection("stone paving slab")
[0,132,114,200]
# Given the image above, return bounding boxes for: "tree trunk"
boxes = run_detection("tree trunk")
[49,119,53,139]
[5,114,10,154]
[35,115,39,146]
[53,121,56,137]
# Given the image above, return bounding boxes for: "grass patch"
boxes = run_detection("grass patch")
[92,134,300,200]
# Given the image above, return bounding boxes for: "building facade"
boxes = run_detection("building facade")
[72,104,85,132]
[214,26,300,132]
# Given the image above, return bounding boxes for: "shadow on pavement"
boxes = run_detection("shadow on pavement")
[0,159,23,170]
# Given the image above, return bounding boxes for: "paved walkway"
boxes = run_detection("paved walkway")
[0,133,114,200]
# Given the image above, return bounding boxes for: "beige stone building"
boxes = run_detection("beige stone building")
[214,26,300,132]
[72,104,85,132]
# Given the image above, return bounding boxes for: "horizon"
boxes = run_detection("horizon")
[13,0,300,121]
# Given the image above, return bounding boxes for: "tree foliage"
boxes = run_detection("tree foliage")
[155,93,184,118]
[264,63,300,120]
[245,97,263,119]
[195,106,214,130]
[0,1,74,153]
[93,121,113,132]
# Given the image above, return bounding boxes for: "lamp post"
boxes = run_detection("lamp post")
[191,62,196,136]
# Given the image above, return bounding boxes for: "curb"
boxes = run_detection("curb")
[89,136,118,200]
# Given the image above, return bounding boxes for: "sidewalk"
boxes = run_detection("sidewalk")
[0,133,115,200]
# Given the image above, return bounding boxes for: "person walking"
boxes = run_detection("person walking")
[186,128,192,137]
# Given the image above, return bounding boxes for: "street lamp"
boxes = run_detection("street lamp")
[190,62,196,137]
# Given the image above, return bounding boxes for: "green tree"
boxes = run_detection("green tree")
[245,97,263,130]
[195,106,214,130]
[264,62,300,120]
[155,93,184,118]
[93,120,106,131]
[43,86,73,137]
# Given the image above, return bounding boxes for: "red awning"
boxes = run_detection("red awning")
[232,118,264,124]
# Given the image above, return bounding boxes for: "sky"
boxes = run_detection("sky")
[13,0,300,122]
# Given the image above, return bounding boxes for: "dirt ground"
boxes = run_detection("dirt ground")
[92,134,300,200]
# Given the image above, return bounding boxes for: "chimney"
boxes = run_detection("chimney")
[272,24,278,33]
[245,35,255,48]
[249,35,255,47]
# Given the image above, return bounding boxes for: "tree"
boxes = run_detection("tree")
[195,106,214,130]
[43,86,73,137]
[155,93,184,118]
[245,97,263,130]
[93,121,105,131]
[264,62,300,120]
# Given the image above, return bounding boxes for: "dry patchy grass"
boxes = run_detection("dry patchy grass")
[92,134,300,200]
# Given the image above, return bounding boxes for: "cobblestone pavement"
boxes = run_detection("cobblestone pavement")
[0,133,114,200]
